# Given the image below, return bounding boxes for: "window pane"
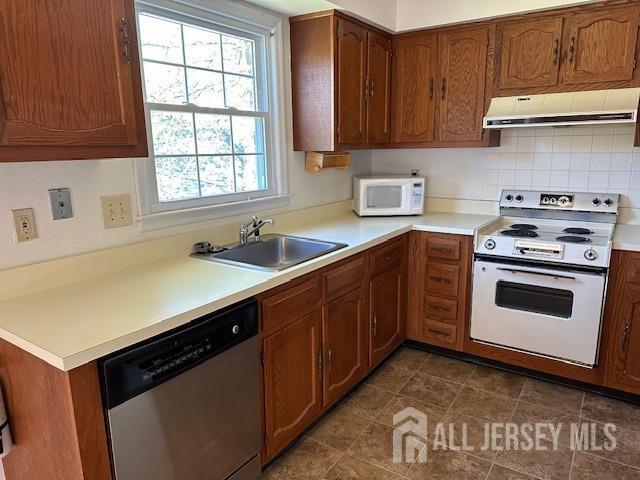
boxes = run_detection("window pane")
[156,156,200,202]
[139,15,183,64]
[151,111,196,155]
[183,26,222,70]
[225,74,256,110]
[195,114,232,154]
[144,62,186,105]
[222,35,254,75]
[187,69,225,108]
[235,155,266,192]
[232,116,263,154]
[199,156,235,196]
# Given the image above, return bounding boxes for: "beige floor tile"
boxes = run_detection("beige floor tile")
[421,354,477,383]
[581,393,640,433]
[398,372,463,408]
[347,421,415,476]
[579,420,640,469]
[494,441,573,480]
[340,384,394,420]
[571,452,640,480]
[324,455,406,480]
[465,366,527,398]
[487,464,535,479]
[387,347,430,371]
[511,401,578,446]
[376,394,448,428]
[519,378,583,415]
[260,437,342,480]
[366,363,415,393]
[307,406,371,451]
[450,387,517,422]
[407,446,491,480]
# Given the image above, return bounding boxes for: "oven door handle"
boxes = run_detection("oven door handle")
[496,267,576,281]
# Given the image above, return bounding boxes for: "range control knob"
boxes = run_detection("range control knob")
[603,198,614,207]
[515,195,524,203]
[484,239,496,250]
[505,194,514,201]
[584,249,598,261]
[592,198,601,206]
[231,324,240,335]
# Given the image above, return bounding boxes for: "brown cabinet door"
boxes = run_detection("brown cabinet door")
[499,17,563,89]
[322,289,367,406]
[337,18,367,146]
[0,0,145,159]
[564,6,640,85]
[438,27,489,143]
[392,34,438,143]
[370,266,404,367]
[366,31,392,145]
[263,311,322,460]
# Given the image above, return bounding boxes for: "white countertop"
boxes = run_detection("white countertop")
[612,224,640,253]
[0,212,497,371]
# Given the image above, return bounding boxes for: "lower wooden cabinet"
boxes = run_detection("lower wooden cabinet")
[602,250,640,394]
[370,267,404,367]
[322,289,367,406]
[262,311,323,460]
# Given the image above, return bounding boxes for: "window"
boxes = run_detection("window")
[135,1,286,226]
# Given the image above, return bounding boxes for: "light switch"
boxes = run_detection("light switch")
[49,188,73,220]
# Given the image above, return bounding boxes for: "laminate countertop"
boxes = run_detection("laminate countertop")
[612,224,640,253]
[0,212,498,371]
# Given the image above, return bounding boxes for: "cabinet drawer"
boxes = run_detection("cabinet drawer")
[425,236,461,261]
[370,238,404,277]
[424,295,458,322]
[262,275,321,335]
[423,320,457,345]
[323,254,366,301]
[425,263,460,298]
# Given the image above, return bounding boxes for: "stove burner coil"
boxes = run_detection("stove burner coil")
[501,229,540,238]
[563,227,593,235]
[510,224,538,230]
[557,235,592,243]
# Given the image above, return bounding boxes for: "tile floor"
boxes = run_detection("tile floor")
[261,347,640,480]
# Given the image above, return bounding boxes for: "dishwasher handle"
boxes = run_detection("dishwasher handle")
[100,298,258,409]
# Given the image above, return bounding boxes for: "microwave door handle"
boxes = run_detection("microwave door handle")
[496,267,576,281]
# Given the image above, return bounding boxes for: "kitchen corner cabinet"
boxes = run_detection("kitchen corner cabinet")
[290,11,392,151]
[0,0,147,162]
[602,250,640,394]
[407,232,472,351]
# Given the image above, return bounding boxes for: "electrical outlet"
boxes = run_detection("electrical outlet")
[12,208,38,242]
[100,194,133,229]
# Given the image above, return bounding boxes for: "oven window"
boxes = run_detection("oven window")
[367,186,402,208]
[495,281,574,318]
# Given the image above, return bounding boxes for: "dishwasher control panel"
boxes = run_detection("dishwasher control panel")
[100,298,258,409]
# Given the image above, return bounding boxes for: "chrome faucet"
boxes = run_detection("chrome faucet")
[239,216,274,244]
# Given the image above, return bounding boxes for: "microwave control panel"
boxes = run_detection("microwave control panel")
[411,181,425,213]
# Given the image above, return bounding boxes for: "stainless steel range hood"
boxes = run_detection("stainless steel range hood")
[483,88,640,129]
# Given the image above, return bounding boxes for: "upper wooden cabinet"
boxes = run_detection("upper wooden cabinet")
[392,34,438,143]
[564,6,640,85]
[0,0,147,162]
[290,12,392,151]
[438,27,489,143]
[498,17,564,89]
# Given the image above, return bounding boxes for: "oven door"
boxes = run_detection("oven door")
[470,259,607,366]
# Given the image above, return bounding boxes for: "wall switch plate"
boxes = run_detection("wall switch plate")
[12,208,37,242]
[49,188,73,220]
[100,194,133,229]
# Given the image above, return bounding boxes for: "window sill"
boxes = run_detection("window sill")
[138,195,290,232]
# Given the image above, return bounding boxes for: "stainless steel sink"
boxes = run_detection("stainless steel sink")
[192,234,348,271]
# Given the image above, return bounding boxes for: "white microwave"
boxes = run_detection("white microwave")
[353,175,425,216]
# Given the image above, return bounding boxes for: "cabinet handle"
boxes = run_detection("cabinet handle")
[369,80,375,100]
[317,351,323,381]
[427,304,447,312]
[120,18,131,63]
[552,39,559,65]
[431,247,452,254]
[620,324,630,351]
[429,78,434,100]
[384,252,400,261]
[430,276,451,284]
[428,329,450,338]
[441,78,446,100]
[327,346,333,373]
[568,37,575,63]
[372,313,377,337]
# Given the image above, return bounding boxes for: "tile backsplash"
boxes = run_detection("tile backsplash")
[481,125,640,208]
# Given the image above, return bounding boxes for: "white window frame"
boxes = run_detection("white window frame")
[134,0,288,231]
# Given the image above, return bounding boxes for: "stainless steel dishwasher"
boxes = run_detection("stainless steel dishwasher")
[100,298,260,480]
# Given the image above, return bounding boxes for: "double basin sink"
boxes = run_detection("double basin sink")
[193,234,348,272]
